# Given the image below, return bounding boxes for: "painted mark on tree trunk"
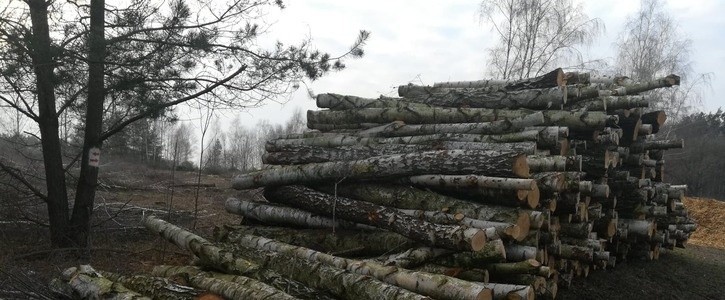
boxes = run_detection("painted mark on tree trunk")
[88,147,101,167]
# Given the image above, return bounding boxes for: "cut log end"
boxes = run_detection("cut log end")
[478,288,494,300]
[515,213,531,241]
[513,154,531,178]
[504,225,522,241]
[525,186,540,209]
[606,219,617,238]
[471,230,488,252]
[555,68,566,87]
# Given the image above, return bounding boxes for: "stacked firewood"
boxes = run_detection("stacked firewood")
[50,69,698,300]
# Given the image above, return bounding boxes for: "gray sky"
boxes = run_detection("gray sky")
[208,0,725,127]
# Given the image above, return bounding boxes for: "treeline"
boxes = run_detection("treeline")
[97,109,307,174]
[664,109,725,199]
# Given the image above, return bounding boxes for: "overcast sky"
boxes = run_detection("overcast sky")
[207,0,724,127]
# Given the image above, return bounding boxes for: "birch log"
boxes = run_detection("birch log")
[233,150,529,189]
[313,183,529,240]
[144,216,427,300]
[58,265,150,300]
[234,234,494,300]
[397,84,567,109]
[433,68,564,90]
[316,93,429,110]
[356,113,545,137]
[99,271,204,300]
[224,198,372,230]
[308,108,609,130]
[264,185,488,251]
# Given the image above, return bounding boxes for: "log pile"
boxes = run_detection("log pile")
[51,69,698,300]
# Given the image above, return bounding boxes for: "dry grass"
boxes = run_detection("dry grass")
[682,197,725,249]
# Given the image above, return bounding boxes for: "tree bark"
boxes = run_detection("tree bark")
[377,247,454,269]
[142,216,335,300]
[397,84,567,109]
[629,139,683,154]
[356,113,545,137]
[434,240,508,266]
[312,183,528,240]
[265,141,537,155]
[565,95,650,111]
[308,108,609,130]
[483,283,535,300]
[526,155,581,172]
[403,175,536,191]
[69,0,106,248]
[217,225,414,256]
[568,75,680,102]
[317,93,429,110]
[28,0,72,248]
[434,68,564,90]
[224,197,372,230]
[264,185,488,252]
[150,266,296,300]
[58,265,149,299]
[504,244,538,262]
[233,150,529,189]
[413,265,490,283]
[233,233,493,300]
[99,271,206,300]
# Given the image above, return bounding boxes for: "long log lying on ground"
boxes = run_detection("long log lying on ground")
[56,265,150,300]
[264,185,488,252]
[217,225,415,256]
[99,271,205,300]
[233,150,529,189]
[144,216,428,300]
[433,68,564,90]
[153,266,299,300]
[234,233,494,300]
[397,84,567,109]
[308,108,610,130]
[224,198,373,230]
[356,113,545,137]
[313,183,528,240]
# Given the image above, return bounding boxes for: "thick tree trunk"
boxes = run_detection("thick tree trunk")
[397,84,567,109]
[217,225,414,256]
[234,233,493,300]
[233,150,529,189]
[224,198,372,230]
[568,75,680,102]
[313,183,529,239]
[308,108,609,130]
[69,0,106,248]
[526,155,581,172]
[150,265,299,300]
[264,186,488,252]
[28,0,72,248]
[565,95,650,111]
[433,68,564,90]
[356,113,545,137]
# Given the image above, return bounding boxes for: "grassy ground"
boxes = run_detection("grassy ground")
[1,163,724,299]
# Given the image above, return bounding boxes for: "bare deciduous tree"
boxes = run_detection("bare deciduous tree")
[480,0,603,79]
[615,0,711,123]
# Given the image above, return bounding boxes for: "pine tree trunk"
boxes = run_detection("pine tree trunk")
[264,185,488,252]
[233,150,529,189]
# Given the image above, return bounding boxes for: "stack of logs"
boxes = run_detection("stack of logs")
[51,69,698,300]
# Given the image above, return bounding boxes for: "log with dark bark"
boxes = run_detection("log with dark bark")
[397,84,566,109]
[233,150,529,189]
[433,68,565,90]
[265,185,488,251]
[317,93,428,110]
[312,183,529,240]
[308,108,610,130]
[224,198,372,230]
[403,175,536,191]
[356,113,545,137]
[216,225,415,256]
